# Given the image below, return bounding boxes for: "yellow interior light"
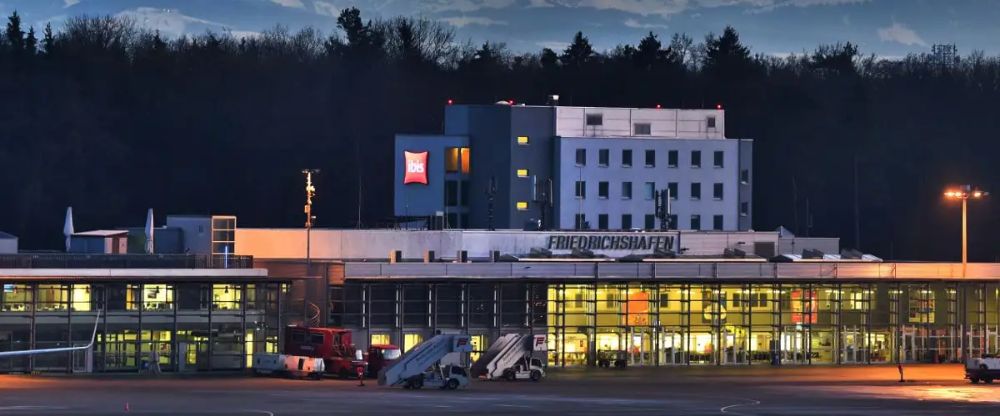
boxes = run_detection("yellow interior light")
[517,136,529,145]
[516,201,528,210]
[517,168,529,177]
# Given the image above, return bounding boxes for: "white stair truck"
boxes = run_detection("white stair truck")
[252,353,325,379]
[471,334,547,381]
[378,334,473,390]
[965,355,1000,384]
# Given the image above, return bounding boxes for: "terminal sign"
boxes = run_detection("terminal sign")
[403,151,428,185]
[546,234,676,252]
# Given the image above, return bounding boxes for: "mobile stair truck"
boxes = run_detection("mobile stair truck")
[965,355,1000,384]
[471,334,547,382]
[378,334,473,390]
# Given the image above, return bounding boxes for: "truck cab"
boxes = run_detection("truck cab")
[966,355,1000,384]
[366,344,402,377]
[284,326,367,378]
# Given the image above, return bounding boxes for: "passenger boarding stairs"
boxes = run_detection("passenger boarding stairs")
[472,334,545,379]
[378,334,472,387]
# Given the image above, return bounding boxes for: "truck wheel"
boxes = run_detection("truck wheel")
[447,379,460,390]
[971,378,980,384]
[503,369,515,381]
[530,370,542,382]
[986,378,994,384]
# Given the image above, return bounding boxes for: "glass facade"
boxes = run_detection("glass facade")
[331,280,1000,366]
[0,282,285,373]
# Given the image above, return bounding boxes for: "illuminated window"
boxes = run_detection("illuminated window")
[403,333,423,352]
[516,201,529,210]
[37,284,69,312]
[143,284,174,311]
[72,284,91,311]
[516,169,529,178]
[371,333,391,346]
[3,284,32,312]
[212,284,241,310]
[446,147,471,174]
[517,136,529,145]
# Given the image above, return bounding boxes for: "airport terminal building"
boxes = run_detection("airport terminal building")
[235,227,1000,367]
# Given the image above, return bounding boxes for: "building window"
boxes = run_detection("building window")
[644,182,655,200]
[212,284,241,311]
[645,150,655,167]
[667,214,678,229]
[516,168,529,178]
[445,180,458,206]
[460,180,470,207]
[690,183,701,200]
[621,182,632,200]
[741,169,750,184]
[644,214,655,230]
[517,136,529,145]
[143,284,174,311]
[598,214,609,230]
[713,183,724,200]
[713,215,724,230]
[575,214,587,230]
[691,215,701,230]
[668,150,678,167]
[741,202,749,216]
[622,149,632,167]
[516,201,529,211]
[668,182,678,200]
[707,116,717,129]
[691,150,701,168]
[576,148,586,166]
[621,214,632,229]
[37,284,68,312]
[599,149,609,167]
[575,181,586,199]
[586,113,603,126]
[444,147,471,174]
[634,123,651,135]
[714,151,724,168]
[598,181,609,199]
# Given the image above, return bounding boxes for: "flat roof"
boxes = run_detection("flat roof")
[0,268,303,282]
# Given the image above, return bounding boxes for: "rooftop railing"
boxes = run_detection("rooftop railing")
[0,254,253,269]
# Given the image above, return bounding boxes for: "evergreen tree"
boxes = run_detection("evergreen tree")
[702,26,754,80]
[25,26,36,55]
[561,31,593,69]
[42,23,55,55]
[5,11,24,53]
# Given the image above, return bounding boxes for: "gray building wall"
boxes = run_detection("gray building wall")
[507,106,555,228]
[555,137,752,231]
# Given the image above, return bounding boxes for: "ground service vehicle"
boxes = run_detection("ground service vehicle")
[283,326,367,378]
[252,354,325,379]
[378,334,473,390]
[966,356,1000,384]
[597,350,628,368]
[471,333,547,381]
[366,344,402,377]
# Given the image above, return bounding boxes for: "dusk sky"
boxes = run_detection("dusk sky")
[5,0,1000,58]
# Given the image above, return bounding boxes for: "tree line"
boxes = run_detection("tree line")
[0,9,997,261]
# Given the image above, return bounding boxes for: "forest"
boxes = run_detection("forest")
[0,8,997,261]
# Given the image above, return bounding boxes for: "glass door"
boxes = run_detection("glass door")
[658,329,684,365]
[781,326,808,364]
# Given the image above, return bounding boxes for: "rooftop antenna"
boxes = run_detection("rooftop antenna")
[63,207,74,252]
[301,169,319,326]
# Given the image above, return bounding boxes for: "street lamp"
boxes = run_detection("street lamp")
[944,185,988,277]
[302,169,319,326]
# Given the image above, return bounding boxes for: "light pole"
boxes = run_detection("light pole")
[944,185,988,277]
[302,169,319,326]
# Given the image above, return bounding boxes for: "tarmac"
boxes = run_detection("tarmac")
[1,364,998,415]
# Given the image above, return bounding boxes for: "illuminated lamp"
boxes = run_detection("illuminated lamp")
[716,103,723,110]
[447,99,454,105]
[655,104,662,109]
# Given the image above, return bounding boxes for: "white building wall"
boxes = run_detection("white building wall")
[555,106,725,139]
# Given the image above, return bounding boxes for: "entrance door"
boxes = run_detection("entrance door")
[719,327,748,365]
[900,325,920,362]
[841,327,863,363]
[781,326,808,364]
[659,329,684,365]
[628,328,653,366]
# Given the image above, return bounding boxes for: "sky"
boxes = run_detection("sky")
[3,0,1000,58]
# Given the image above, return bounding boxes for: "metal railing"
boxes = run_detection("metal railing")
[345,261,1000,280]
[0,254,254,269]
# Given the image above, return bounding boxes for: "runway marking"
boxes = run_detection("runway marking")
[0,406,69,411]
[720,399,761,414]
[247,410,276,416]
[496,404,531,408]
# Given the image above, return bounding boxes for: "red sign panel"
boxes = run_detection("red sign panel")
[403,151,428,185]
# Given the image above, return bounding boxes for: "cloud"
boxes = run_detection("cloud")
[313,1,340,17]
[270,0,305,8]
[439,16,508,28]
[528,0,557,7]
[624,18,667,29]
[116,7,227,38]
[537,40,569,51]
[64,0,80,8]
[549,0,868,18]
[877,22,927,47]
[419,0,517,13]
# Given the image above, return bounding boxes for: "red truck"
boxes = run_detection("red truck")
[365,343,402,377]
[284,326,367,378]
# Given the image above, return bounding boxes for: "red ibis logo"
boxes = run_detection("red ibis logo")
[403,151,428,185]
